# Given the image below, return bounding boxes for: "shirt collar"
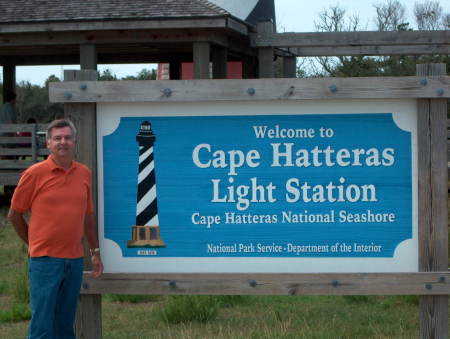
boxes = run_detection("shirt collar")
[46,155,76,172]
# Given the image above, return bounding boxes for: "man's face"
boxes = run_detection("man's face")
[46,126,76,160]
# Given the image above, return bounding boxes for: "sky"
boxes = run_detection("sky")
[11,0,450,86]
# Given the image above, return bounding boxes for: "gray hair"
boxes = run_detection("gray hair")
[46,119,77,140]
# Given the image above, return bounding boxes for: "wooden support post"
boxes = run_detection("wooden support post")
[31,124,37,163]
[242,56,257,79]
[64,69,102,339]
[75,294,102,339]
[193,42,210,79]
[417,63,448,339]
[212,46,227,79]
[257,20,274,78]
[283,56,297,78]
[80,44,97,71]
[169,60,181,80]
[2,59,16,103]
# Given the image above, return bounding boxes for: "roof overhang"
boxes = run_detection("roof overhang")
[0,17,254,66]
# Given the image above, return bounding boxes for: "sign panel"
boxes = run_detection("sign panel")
[97,100,418,273]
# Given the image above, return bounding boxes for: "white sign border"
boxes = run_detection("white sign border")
[97,99,418,273]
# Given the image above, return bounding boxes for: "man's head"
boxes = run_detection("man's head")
[46,119,77,162]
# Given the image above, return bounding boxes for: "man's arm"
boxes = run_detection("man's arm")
[84,213,104,278]
[8,209,29,245]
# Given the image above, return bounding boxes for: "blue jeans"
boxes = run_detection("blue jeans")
[28,257,84,339]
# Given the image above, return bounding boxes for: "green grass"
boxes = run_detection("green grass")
[104,294,160,303]
[159,295,220,324]
[0,303,31,323]
[0,214,448,338]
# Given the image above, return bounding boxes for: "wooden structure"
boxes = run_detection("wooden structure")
[0,0,274,188]
[2,0,450,338]
[0,0,264,186]
[0,124,48,184]
[51,65,450,338]
[0,0,258,100]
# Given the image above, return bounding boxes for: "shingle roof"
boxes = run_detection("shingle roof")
[0,0,230,24]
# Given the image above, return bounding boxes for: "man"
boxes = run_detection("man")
[8,118,103,339]
[0,91,18,197]
[0,90,17,124]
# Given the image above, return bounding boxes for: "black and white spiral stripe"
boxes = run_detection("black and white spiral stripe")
[136,143,159,226]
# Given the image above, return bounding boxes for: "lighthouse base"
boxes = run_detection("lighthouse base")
[127,225,166,248]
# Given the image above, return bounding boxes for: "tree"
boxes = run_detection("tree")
[14,74,64,123]
[414,0,444,30]
[373,0,408,31]
[313,6,375,77]
[307,0,449,78]
[98,69,117,81]
[44,74,61,88]
[443,13,450,29]
[122,68,157,80]
[12,67,158,123]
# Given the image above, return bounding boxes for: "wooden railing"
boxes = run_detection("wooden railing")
[0,124,49,185]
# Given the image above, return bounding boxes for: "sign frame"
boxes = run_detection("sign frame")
[50,68,449,338]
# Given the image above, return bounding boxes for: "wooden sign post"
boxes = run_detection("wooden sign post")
[52,66,449,339]
[416,64,448,338]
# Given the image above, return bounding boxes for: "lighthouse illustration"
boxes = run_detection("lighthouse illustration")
[127,121,166,248]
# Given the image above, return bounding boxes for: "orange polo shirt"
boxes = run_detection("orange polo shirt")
[11,156,94,258]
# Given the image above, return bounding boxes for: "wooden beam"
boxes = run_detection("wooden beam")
[242,56,257,79]
[49,76,450,103]
[0,52,193,67]
[283,56,297,78]
[0,173,20,185]
[0,160,34,169]
[416,63,448,339]
[80,44,97,70]
[80,272,450,296]
[0,30,244,48]
[193,42,210,79]
[226,17,250,36]
[75,294,102,339]
[251,30,450,48]
[0,29,255,60]
[0,123,47,133]
[295,45,450,57]
[2,59,15,103]
[257,20,274,78]
[212,46,227,79]
[169,60,181,80]
[0,18,236,34]
[63,70,97,201]
[63,70,102,339]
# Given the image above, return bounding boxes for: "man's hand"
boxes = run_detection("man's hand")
[90,253,104,278]
[8,209,29,245]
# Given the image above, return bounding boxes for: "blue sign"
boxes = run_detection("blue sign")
[103,113,412,258]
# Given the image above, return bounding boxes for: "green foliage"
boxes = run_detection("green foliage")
[0,228,31,325]
[98,69,118,81]
[308,1,450,79]
[122,68,157,80]
[105,294,159,303]
[14,77,64,123]
[402,295,419,306]
[0,303,31,323]
[0,281,8,295]
[12,259,29,305]
[214,295,248,307]
[159,295,219,324]
[344,295,371,303]
[381,295,419,309]
[1,66,158,124]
